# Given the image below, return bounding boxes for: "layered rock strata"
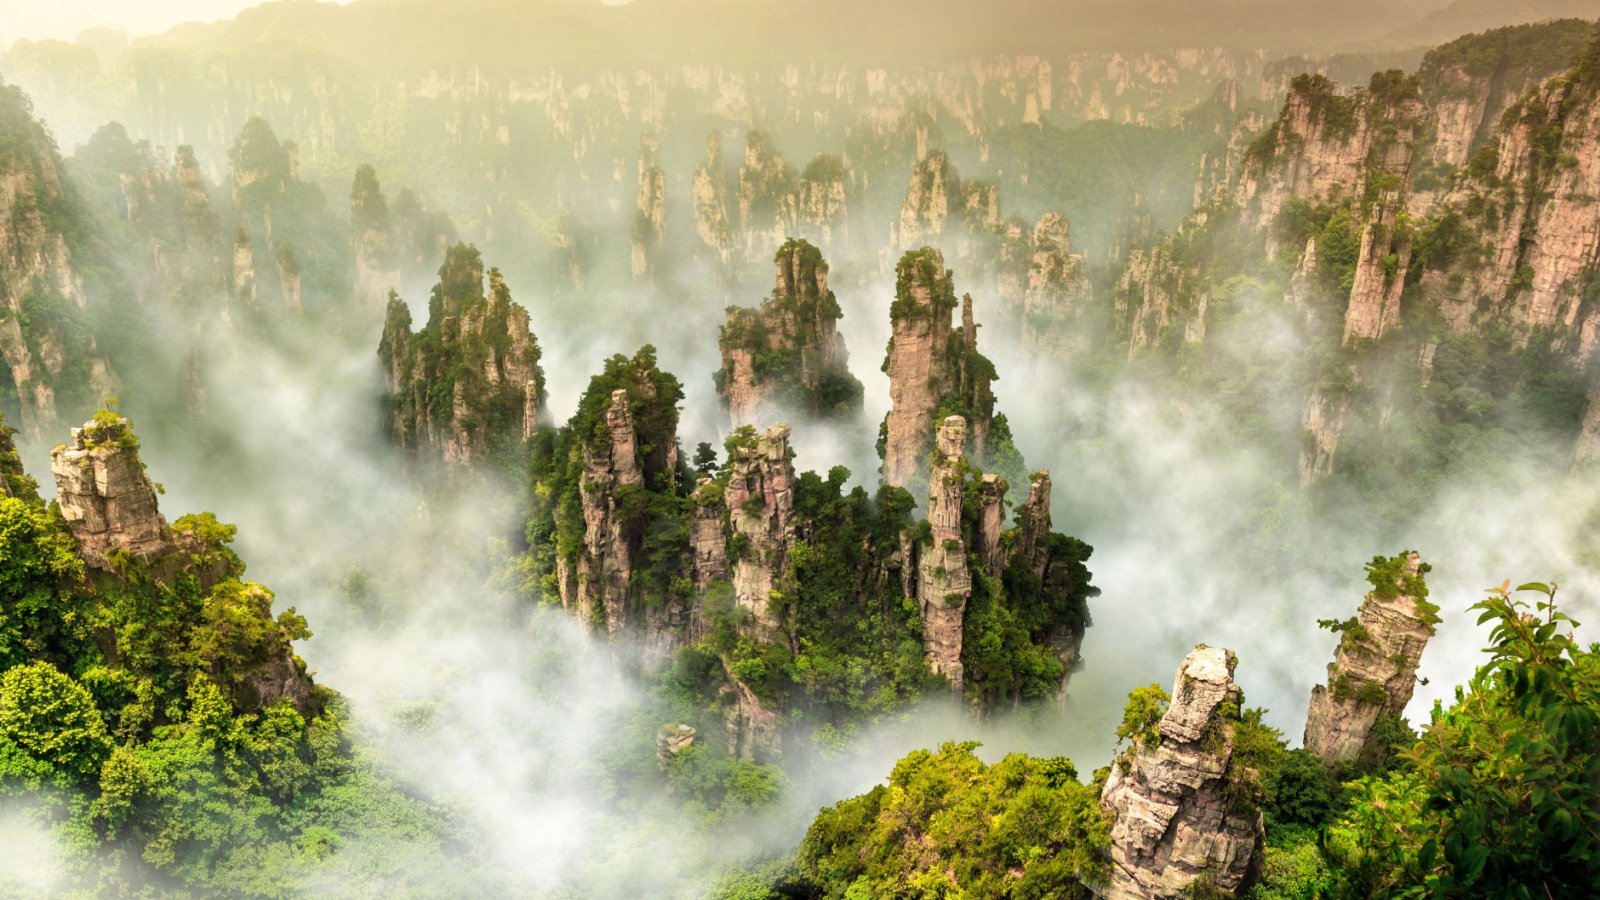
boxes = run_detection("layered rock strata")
[717,239,861,425]
[1304,552,1435,769]
[1097,646,1263,899]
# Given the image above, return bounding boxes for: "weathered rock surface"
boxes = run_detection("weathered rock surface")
[631,135,666,278]
[717,239,861,426]
[692,132,735,270]
[378,243,545,466]
[738,130,798,261]
[50,415,169,570]
[882,248,995,488]
[656,723,697,771]
[894,149,998,254]
[726,423,796,641]
[0,88,116,441]
[916,416,972,690]
[1304,552,1434,770]
[1097,646,1263,899]
[576,389,644,635]
[352,163,402,308]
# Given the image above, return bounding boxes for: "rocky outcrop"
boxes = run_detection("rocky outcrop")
[692,132,735,270]
[657,723,697,771]
[689,477,729,591]
[1420,51,1600,344]
[631,136,666,278]
[737,130,798,260]
[0,84,116,441]
[716,239,862,426]
[576,389,643,634]
[1574,380,1600,469]
[726,423,796,642]
[722,668,781,763]
[796,154,849,245]
[50,414,169,570]
[893,150,999,254]
[1018,212,1092,357]
[1097,646,1264,900]
[1304,552,1435,770]
[916,417,972,691]
[1117,214,1213,356]
[352,163,402,308]
[881,248,995,488]
[1298,381,1354,485]
[378,243,545,466]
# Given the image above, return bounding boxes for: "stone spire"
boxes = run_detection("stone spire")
[50,415,169,570]
[917,416,972,690]
[1304,551,1434,770]
[1097,646,1264,899]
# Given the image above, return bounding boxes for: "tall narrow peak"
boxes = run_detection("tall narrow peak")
[351,163,401,308]
[881,248,996,489]
[1097,646,1264,899]
[916,416,971,691]
[631,134,665,279]
[716,239,862,427]
[377,242,546,467]
[737,129,799,260]
[1304,551,1436,770]
[50,413,169,570]
[726,423,796,642]
[692,132,734,270]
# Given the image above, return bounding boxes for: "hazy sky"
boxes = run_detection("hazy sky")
[0,0,346,45]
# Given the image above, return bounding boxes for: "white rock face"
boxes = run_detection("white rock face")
[50,416,170,570]
[1096,645,1263,900]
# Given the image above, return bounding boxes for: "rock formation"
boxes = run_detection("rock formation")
[0,85,116,441]
[1097,646,1264,899]
[716,239,862,426]
[689,477,729,590]
[1016,212,1092,357]
[692,132,735,270]
[737,130,799,261]
[352,163,402,308]
[656,723,696,771]
[50,414,169,570]
[1304,552,1435,770]
[1574,380,1600,469]
[726,424,796,642]
[631,135,666,278]
[881,248,996,488]
[916,417,972,690]
[378,243,545,466]
[575,389,644,635]
[796,154,849,245]
[894,150,999,253]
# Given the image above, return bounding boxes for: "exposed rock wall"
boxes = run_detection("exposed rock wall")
[50,415,169,570]
[916,417,972,690]
[575,389,644,634]
[0,87,115,441]
[894,149,999,256]
[1097,646,1263,899]
[692,132,735,269]
[717,239,861,425]
[737,130,798,260]
[882,248,995,488]
[378,243,545,466]
[1304,552,1434,770]
[631,136,666,278]
[726,423,796,642]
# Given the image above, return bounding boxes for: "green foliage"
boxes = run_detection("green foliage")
[0,661,110,786]
[1324,583,1600,897]
[1116,683,1169,750]
[791,742,1109,898]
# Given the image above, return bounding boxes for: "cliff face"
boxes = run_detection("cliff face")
[881,248,996,489]
[1304,552,1435,770]
[632,136,666,279]
[916,417,971,690]
[726,423,796,642]
[576,389,646,635]
[1097,646,1263,900]
[352,163,402,308]
[1010,212,1092,357]
[737,130,799,261]
[1421,57,1600,344]
[50,415,168,570]
[894,150,999,256]
[796,154,849,245]
[0,84,115,441]
[692,132,735,270]
[378,243,546,466]
[717,239,862,426]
